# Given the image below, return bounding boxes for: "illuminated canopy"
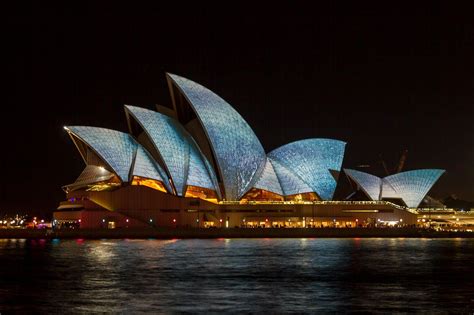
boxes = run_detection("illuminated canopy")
[65,126,136,182]
[344,168,445,208]
[167,73,266,200]
[186,141,221,197]
[125,105,220,197]
[384,169,445,208]
[344,168,382,200]
[253,158,284,196]
[269,158,314,196]
[132,145,172,193]
[268,139,346,200]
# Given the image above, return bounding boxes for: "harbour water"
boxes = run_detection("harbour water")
[1,238,473,313]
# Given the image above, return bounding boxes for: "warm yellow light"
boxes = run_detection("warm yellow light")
[185,185,218,203]
[63,126,69,131]
[131,177,167,193]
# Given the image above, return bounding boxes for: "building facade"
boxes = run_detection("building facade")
[55,73,443,229]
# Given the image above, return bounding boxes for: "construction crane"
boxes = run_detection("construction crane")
[395,149,408,174]
[378,149,408,176]
[379,154,390,176]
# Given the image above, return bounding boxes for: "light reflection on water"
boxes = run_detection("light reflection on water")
[0,238,473,313]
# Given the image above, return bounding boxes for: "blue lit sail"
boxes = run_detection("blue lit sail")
[125,105,220,197]
[383,169,445,208]
[253,158,284,195]
[187,137,221,194]
[66,126,137,182]
[344,168,382,200]
[269,158,313,196]
[268,139,346,200]
[167,73,266,200]
[344,168,445,208]
[132,144,172,192]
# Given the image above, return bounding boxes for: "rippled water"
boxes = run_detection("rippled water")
[1,238,473,313]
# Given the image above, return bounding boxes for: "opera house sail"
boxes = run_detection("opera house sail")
[344,168,445,208]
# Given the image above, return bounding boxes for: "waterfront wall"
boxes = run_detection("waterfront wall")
[1,228,473,239]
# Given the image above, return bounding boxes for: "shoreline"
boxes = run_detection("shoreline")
[1,227,474,239]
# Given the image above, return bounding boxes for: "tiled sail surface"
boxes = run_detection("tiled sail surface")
[125,105,190,195]
[187,140,220,194]
[268,139,346,200]
[126,105,219,197]
[269,158,313,196]
[132,144,172,192]
[67,126,136,182]
[383,169,445,208]
[199,148,223,199]
[381,180,399,199]
[344,169,381,200]
[167,74,266,200]
[253,158,283,195]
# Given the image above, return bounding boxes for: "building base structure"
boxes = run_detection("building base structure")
[54,185,417,229]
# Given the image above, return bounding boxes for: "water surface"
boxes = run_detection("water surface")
[1,238,473,313]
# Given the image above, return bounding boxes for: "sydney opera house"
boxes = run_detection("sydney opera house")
[55,73,445,229]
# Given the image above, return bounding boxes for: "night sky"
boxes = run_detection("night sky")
[4,2,473,214]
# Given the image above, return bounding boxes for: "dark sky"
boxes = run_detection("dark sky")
[4,2,474,214]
